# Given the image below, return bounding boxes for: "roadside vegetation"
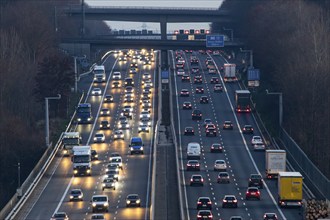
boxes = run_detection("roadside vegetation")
[215,0,330,178]
[0,0,109,209]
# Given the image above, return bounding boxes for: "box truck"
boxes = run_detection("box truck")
[278,172,303,207]
[223,63,237,82]
[265,150,286,179]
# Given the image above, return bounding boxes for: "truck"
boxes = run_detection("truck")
[278,172,303,207]
[223,63,237,82]
[93,65,106,83]
[235,90,251,112]
[187,142,201,159]
[266,150,286,179]
[62,132,81,156]
[129,137,144,155]
[76,103,93,124]
[72,146,92,176]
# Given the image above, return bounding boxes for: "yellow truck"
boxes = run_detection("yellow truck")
[278,172,303,207]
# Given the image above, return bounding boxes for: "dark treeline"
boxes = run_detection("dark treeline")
[0,0,109,209]
[216,0,330,178]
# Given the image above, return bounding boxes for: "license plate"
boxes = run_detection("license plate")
[202,204,206,207]
[251,193,256,195]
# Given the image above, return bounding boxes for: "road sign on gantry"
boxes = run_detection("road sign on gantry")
[206,35,224,47]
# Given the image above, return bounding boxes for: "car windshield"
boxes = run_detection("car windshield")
[95,134,103,137]
[71,190,81,194]
[54,213,66,217]
[128,195,139,199]
[93,197,107,202]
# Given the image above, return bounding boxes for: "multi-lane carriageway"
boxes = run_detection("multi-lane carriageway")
[13,49,306,220]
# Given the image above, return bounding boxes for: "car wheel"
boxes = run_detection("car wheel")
[102,188,104,191]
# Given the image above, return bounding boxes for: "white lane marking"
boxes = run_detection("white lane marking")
[53,177,73,213]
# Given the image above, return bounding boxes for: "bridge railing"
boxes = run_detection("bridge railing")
[66,5,220,11]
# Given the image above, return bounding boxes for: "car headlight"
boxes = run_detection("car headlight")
[87,169,91,173]
[126,200,131,204]
[87,118,91,121]
[93,138,97,141]
[77,118,81,121]
[74,170,78,174]
[136,199,140,204]
[92,203,96,207]
[104,202,109,207]
[70,195,73,199]
[102,183,106,187]
[141,147,144,150]
[64,150,68,154]
[130,147,134,151]
[78,195,82,198]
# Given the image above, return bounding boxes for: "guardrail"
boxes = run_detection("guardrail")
[1,93,85,220]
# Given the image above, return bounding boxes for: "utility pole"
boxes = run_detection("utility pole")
[81,0,85,37]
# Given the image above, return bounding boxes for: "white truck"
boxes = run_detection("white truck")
[62,132,81,156]
[93,65,106,83]
[187,142,201,159]
[266,150,286,179]
[72,146,92,176]
[223,63,237,82]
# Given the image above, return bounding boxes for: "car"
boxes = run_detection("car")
[112,81,121,88]
[104,95,113,103]
[191,67,200,74]
[125,86,134,93]
[91,195,109,213]
[93,132,105,143]
[141,100,152,108]
[130,62,138,68]
[192,109,202,120]
[205,57,212,64]
[176,62,184,69]
[251,136,263,145]
[91,88,102,96]
[210,77,219,84]
[230,216,243,220]
[140,96,151,104]
[124,78,134,87]
[248,174,263,188]
[263,213,278,220]
[254,142,266,151]
[109,156,123,169]
[140,117,151,127]
[223,120,233,130]
[91,149,98,160]
[184,126,194,135]
[102,178,116,191]
[113,130,124,140]
[214,84,223,92]
[205,123,216,130]
[200,96,209,104]
[181,74,190,82]
[190,174,204,186]
[69,189,83,201]
[180,89,190,97]
[206,127,216,136]
[112,71,121,80]
[51,212,69,220]
[186,160,200,171]
[105,163,119,172]
[213,50,220,55]
[195,86,204,94]
[203,118,212,127]
[196,197,212,210]
[243,124,254,134]
[121,109,133,119]
[222,195,238,208]
[217,172,230,183]
[194,75,203,84]
[104,170,119,181]
[142,72,151,79]
[138,124,150,133]
[124,95,134,103]
[197,210,213,220]
[126,194,141,207]
[100,108,110,116]
[246,187,261,200]
[182,101,192,110]
[91,214,106,220]
[100,120,110,130]
[208,68,217,74]
[210,143,223,153]
[214,159,227,171]
[176,68,185,76]
[143,80,153,87]
[118,120,129,129]
[129,67,138,74]
[109,152,121,161]
[140,110,151,119]
[118,56,127,61]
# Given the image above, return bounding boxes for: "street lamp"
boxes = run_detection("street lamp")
[45,94,61,147]
[240,48,254,69]
[265,89,283,126]
[223,27,234,41]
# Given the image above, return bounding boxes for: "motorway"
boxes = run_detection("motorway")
[23,51,158,220]
[170,51,303,220]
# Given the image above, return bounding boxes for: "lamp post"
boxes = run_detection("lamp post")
[223,27,234,41]
[240,48,254,69]
[265,89,283,126]
[45,94,61,147]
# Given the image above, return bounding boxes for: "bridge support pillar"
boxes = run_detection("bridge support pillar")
[161,50,168,70]
[160,20,167,40]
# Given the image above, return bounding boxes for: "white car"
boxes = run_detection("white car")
[143,72,151,79]
[113,71,121,80]
[109,152,121,161]
[251,136,263,145]
[143,80,153,87]
[138,124,150,133]
[91,88,102,96]
[113,130,124,140]
[109,156,123,169]
[253,143,266,151]
[91,214,106,220]
[176,68,185,76]
[93,132,105,143]
[141,100,152,108]
[140,117,151,127]
[214,160,227,171]
[123,105,133,112]
[140,111,151,119]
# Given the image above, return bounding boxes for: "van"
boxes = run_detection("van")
[113,71,121,80]
[93,65,106,83]
[129,137,144,155]
[187,142,201,159]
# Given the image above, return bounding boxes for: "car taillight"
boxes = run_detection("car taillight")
[209,215,213,218]
[201,179,204,182]
[197,201,201,204]
[223,199,227,202]
[197,215,201,218]
[190,179,193,182]
[207,201,211,204]
[234,199,237,203]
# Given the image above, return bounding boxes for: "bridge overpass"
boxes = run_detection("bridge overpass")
[65,6,232,39]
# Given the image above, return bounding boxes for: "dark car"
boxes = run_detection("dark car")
[206,127,216,136]
[182,101,192,110]
[210,77,219,84]
[223,121,233,130]
[190,174,204,186]
[192,109,202,120]
[217,172,230,183]
[197,210,213,220]
[180,89,190,97]
[91,150,98,161]
[104,95,113,103]
[69,189,83,201]
[191,67,200,74]
[186,160,200,171]
[122,109,133,119]
[246,187,261,200]
[195,86,204,94]
[181,74,190,82]
[222,195,238,208]
[196,197,212,210]
[194,75,203,84]
[243,124,254,134]
[248,174,263,188]
[210,143,223,153]
[100,120,110,130]
[184,127,194,135]
[100,108,110,117]
[263,213,278,220]
[126,194,141,207]
[200,96,209,104]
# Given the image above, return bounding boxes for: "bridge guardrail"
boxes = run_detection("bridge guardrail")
[1,93,85,220]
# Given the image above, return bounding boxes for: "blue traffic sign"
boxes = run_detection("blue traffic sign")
[206,35,224,47]
[161,71,169,79]
[247,69,260,81]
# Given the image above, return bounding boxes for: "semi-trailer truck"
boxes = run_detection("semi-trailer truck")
[235,90,251,112]
[223,63,237,82]
[265,150,286,179]
[278,172,303,207]
[72,145,92,176]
